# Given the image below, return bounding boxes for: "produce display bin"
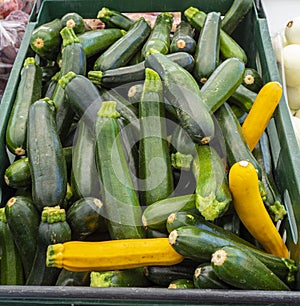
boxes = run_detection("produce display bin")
[1,0,300,304]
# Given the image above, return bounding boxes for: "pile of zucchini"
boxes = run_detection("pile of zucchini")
[1,0,297,291]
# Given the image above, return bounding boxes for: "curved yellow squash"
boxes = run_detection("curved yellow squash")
[229,160,289,258]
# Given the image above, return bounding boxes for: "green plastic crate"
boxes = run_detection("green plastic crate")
[1,0,300,304]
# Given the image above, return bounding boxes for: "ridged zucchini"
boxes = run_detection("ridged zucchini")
[27,98,67,211]
[145,52,214,144]
[6,57,42,156]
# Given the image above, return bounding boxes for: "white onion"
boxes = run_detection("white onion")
[286,85,300,110]
[285,16,300,45]
[283,44,300,87]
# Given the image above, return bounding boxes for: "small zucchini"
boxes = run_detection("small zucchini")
[193,263,231,289]
[228,160,289,258]
[168,225,297,284]
[61,12,86,34]
[78,28,126,58]
[5,196,40,279]
[211,246,290,290]
[27,98,67,211]
[145,52,214,144]
[29,18,63,60]
[6,57,42,156]
[193,11,221,85]
[88,52,195,88]
[0,207,24,285]
[97,7,133,30]
[144,259,199,287]
[200,57,245,113]
[168,279,195,289]
[90,268,152,287]
[95,101,145,239]
[66,197,107,241]
[46,238,184,272]
[26,206,72,285]
[192,144,232,221]
[141,12,174,59]
[221,0,254,35]
[170,20,196,54]
[228,84,257,113]
[242,67,264,92]
[93,17,151,71]
[139,68,174,205]
[142,194,196,233]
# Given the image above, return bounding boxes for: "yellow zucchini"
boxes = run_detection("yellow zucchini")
[241,81,282,151]
[46,238,184,272]
[228,160,289,258]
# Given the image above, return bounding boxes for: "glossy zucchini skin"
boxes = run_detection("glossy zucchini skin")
[6,57,42,156]
[193,263,232,289]
[26,206,72,285]
[61,12,86,34]
[0,208,24,285]
[193,11,221,85]
[192,145,232,221]
[71,119,101,200]
[88,52,195,88]
[211,246,290,290]
[168,225,297,283]
[242,67,264,92]
[228,84,257,113]
[66,197,107,240]
[94,17,151,71]
[200,57,245,113]
[214,102,262,180]
[29,18,63,60]
[4,196,40,280]
[142,194,196,233]
[97,7,133,30]
[168,278,195,289]
[95,101,146,239]
[145,52,214,144]
[138,68,174,205]
[78,28,126,58]
[27,98,67,211]
[170,20,196,54]
[141,12,173,58]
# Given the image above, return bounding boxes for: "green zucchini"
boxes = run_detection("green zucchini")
[144,259,198,287]
[170,20,196,54]
[193,263,231,289]
[192,144,232,221]
[184,7,247,63]
[193,11,221,85]
[4,147,72,190]
[70,119,101,200]
[211,245,290,290]
[0,208,24,285]
[221,0,254,35]
[145,52,214,144]
[78,28,126,58]
[97,7,133,30]
[214,102,262,179]
[141,12,173,59]
[95,101,145,239]
[228,84,257,113]
[200,57,245,113]
[88,52,195,88]
[44,71,60,98]
[94,17,151,71]
[90,268,152,287]
[138,68,173,205]
[66,197,107,240]
[127,82,144,105]
[27,98,67,211]
[168,278,195,289]
[29,18,63,60]
[168,226,298,283]
[253,133,286,222]
[142,194,196,233]
[26,206,71,285]
[6,57,42,156]
[4,196,40,279]
[242,67,264,92]
[61,12,86,34]
[55,270,90,286]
